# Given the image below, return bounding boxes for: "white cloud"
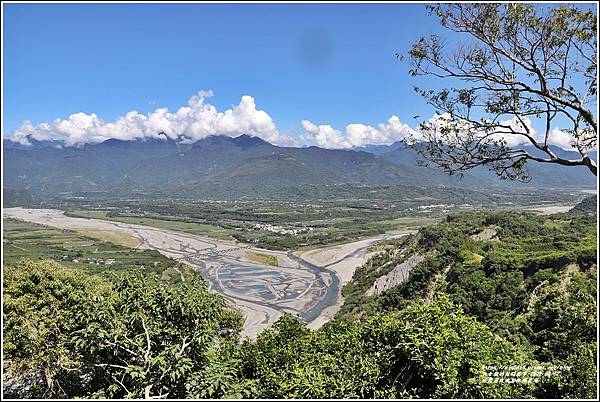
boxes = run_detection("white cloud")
[301,115,418,148]
[546,128,574,150]
[495,116,535,148]
[301,112,580,151]
[422,113,532,148]
[423,114,579,150]
[301,120,348,148]
[493,117,580,150]
[9,93,581,151]
[9,90,282,146]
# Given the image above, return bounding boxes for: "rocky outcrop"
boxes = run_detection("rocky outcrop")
[2,365,46,399]
[470,225,499,241]
[366,254,425,296]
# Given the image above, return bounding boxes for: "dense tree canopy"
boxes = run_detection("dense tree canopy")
[237,296,534,399]
[3,261,243,399]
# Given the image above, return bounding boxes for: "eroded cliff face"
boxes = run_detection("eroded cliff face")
[366,254,425,296]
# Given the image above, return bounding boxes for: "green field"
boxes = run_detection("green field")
[44,185,585,251]
[2,218,181,279]
[66,209,236,238]
[246,251,279,266]
[60,200,450,251]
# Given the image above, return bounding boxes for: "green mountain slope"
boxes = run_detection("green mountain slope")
[4,135,595,201]
[336,211,597,398]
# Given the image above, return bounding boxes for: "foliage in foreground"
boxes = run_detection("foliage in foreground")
[237,297,534,399]
[3,209,597,399]
[4,260,536,399]
[406,3,597,179]
[3,261,244,399]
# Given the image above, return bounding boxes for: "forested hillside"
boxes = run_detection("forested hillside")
[3,210,596,399]
[338,210,597,398]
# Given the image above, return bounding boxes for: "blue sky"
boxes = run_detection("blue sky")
[3,3,446,145]
[3,3,594,149]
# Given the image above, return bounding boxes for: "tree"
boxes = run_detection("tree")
[74,273,244,399]
[405,4,597,181]
[2,260,244,399]
[236,297,535,399]
[3,260,117,398]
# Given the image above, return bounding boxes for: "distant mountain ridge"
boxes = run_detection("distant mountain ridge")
[3,134,596,200]
[355,141,597,189]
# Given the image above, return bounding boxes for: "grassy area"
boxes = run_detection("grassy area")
[73,228,140,248]
[66,209,112,219]
[3,218,178,278]
[385,216,443,231]
[66,208,394,250]
[66,210,236,239]
[462,250,485,265]
[62,205,444,251]
[246,251,278,266]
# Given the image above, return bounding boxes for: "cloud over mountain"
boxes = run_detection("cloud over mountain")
[302,116,418,149]
[8,90,582,151]
[302,113,580,151]
[9,90,281,146]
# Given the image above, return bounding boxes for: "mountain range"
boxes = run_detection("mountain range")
[3,135,596,201]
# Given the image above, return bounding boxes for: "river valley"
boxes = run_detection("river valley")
[4,207,412,337]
